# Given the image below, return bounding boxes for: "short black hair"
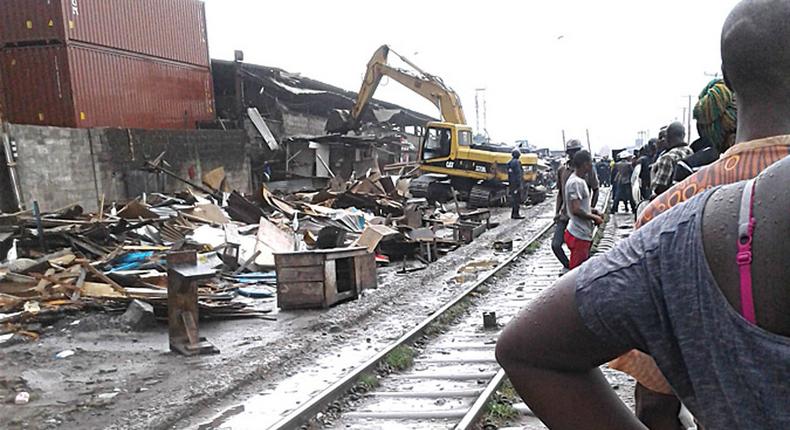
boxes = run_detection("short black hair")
[722,0,790,103]
[572,150,592,169]
[667,122,686,140]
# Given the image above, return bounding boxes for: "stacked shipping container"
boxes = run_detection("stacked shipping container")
[0,0,215,129]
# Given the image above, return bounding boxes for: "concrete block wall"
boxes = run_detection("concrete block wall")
[7,124,99,212]
[282,110,327,137]
[99,128,251,198]
[2,124,252,213]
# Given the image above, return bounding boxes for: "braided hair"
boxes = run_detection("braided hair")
[693,78,737,153]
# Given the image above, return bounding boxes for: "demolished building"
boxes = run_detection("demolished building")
[211,59,435,188]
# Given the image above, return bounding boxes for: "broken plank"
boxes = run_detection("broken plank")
[80,262,126,293]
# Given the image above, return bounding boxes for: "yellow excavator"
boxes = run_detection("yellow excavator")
[327,45,544,207]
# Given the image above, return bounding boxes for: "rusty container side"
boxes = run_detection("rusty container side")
[68,43,215,129]
[0,44,215,129]
[0,0,67,47]
[1,0,210,67]
[0,45,77,127]
[0,61,6,122]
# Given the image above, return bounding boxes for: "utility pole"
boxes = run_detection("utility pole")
[687,95,693,142]
[562,129,567,150]
[681,95,693,142]
[585,129,592,153]
[682,107,687,129]
[475,88,487,136]
[474,90,481,132]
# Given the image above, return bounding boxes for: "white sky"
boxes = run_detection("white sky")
[204,0,741,153]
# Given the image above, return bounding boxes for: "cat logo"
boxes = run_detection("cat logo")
[71,0,79,16]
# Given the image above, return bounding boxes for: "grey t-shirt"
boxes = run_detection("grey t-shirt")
[564,173,593,241]
[556,164,599,222]
[576,189,790,429]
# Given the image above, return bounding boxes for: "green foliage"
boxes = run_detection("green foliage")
[384,346,414,370]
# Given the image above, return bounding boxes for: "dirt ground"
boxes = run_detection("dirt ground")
[1,200,559,430]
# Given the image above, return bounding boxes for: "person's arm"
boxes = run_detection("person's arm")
[570,198,603,225]
[496,272,647,430]
[555,167,565,216]
[588,170,600,207]
[654,183,670,195]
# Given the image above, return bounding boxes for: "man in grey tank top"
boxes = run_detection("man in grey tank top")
[496,1,790,428]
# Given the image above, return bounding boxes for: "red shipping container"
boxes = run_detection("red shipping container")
[0,63,6,121]
[0,43,215,129]
[0,0,209,67]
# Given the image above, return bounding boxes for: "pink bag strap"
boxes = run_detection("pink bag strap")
[736,178,758,324]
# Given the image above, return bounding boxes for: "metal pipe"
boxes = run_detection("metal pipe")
[2,124,24,210]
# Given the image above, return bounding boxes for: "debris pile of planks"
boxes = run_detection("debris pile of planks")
[0,188,282,335]
[262,168,496,273]
[0,160,496,336]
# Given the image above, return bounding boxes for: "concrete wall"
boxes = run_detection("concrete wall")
[281,110,326,137]
[7,124,98,212]
[2,124,251,212]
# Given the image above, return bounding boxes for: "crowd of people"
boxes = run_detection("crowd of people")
[497,0,790,429]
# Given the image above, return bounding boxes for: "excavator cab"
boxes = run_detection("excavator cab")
[421,126,453,161]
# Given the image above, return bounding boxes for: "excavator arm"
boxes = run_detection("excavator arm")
[327,45,466,133]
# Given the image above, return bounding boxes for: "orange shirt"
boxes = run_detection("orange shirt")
[612,135,790,394]
[636,135,790,229]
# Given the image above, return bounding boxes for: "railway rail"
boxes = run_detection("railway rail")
[266,191,610,430]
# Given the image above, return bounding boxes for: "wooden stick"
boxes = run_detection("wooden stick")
[80,261,126,293]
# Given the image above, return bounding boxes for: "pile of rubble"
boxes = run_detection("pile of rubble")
[0,158,497,345]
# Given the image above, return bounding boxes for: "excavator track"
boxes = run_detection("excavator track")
[408,175,435,199]
[468,184,507,208]
[409,175,452,203]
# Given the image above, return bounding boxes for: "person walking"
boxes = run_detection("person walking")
[507,149,524,219]
[611,152,635,214]
[638,142,654,200]
[553,140,599,269]
[595,157,612,187]
[563,150,603,269]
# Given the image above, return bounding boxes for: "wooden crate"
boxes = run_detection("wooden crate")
[274,247,377,310]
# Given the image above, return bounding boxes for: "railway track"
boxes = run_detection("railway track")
[264,191,611,430]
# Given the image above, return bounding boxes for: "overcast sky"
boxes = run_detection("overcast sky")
[205,0,741,153]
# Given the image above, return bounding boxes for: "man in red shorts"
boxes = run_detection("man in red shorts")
[563,150,603,269]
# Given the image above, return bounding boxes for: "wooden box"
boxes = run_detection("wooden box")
[274,247,377,310]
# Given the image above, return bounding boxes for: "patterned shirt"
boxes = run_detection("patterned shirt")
[637,136,790,228]
[650,145,694,192]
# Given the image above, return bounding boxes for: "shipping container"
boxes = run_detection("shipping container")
[0,63,6,121]
[0,0,209,67]
[0,43,215,129]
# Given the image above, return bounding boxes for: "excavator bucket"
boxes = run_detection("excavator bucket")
[325,109,353,134]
